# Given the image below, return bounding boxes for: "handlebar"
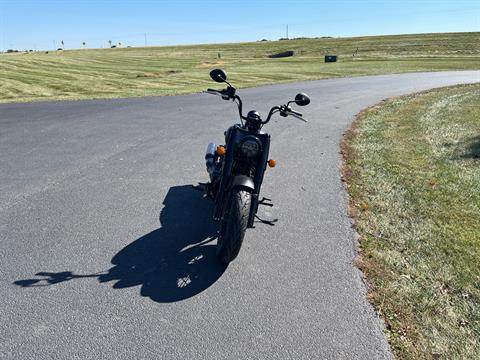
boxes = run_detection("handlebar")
[284,107,307,122]
[205,87,307,126]
[205,87,247,121]
[263,105,306,124]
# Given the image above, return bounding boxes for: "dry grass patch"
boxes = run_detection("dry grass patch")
[1,32,479,103]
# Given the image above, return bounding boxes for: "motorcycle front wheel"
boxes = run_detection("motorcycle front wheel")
[216,187,251,264]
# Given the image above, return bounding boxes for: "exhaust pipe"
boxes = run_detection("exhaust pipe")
[205,142,217,177]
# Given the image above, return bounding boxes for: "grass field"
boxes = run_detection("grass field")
[342,84,480,358]
[1,32,479,103]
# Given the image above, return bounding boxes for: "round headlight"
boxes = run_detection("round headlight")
[239,138,261,158]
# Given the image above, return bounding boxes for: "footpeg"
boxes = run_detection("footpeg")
[258,197,274,207]
[192,183,208,191]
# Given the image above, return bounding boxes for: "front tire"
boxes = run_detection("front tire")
[217,188,251,263]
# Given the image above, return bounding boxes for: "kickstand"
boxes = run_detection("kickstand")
[255,215,278,226]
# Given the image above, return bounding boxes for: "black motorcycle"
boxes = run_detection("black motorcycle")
[197,69,310,263]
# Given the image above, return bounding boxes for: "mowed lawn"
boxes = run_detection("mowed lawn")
[1,32,479,103]
[342,84,480,359]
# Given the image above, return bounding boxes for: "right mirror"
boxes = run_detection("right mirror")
[295,93,310,106]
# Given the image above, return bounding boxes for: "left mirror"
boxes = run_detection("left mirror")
[210,69,227,83]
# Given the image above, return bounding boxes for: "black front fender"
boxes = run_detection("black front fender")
[230,175,255,191]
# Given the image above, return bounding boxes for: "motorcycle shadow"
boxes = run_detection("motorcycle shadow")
[100,184,226,302]
[14,185,226,303]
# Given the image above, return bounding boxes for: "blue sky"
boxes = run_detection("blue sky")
[1,0,479,51]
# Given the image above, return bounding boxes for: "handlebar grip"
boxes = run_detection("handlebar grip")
[289,109,303,117]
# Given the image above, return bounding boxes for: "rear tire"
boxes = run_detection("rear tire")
[217,188,251,264]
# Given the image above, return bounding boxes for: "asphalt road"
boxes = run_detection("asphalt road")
[1,71,479,359]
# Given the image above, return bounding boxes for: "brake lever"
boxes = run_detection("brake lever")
[288,112,308,122]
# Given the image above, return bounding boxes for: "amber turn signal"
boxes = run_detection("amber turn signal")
[267,159,276,168]
[216,146,226,156]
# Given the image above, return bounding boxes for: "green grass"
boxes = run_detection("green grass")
[1,32,479,103]
[342,84,480,358]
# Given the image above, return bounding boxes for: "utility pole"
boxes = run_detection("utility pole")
[286,24,289,39]
[144,33,147,47]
